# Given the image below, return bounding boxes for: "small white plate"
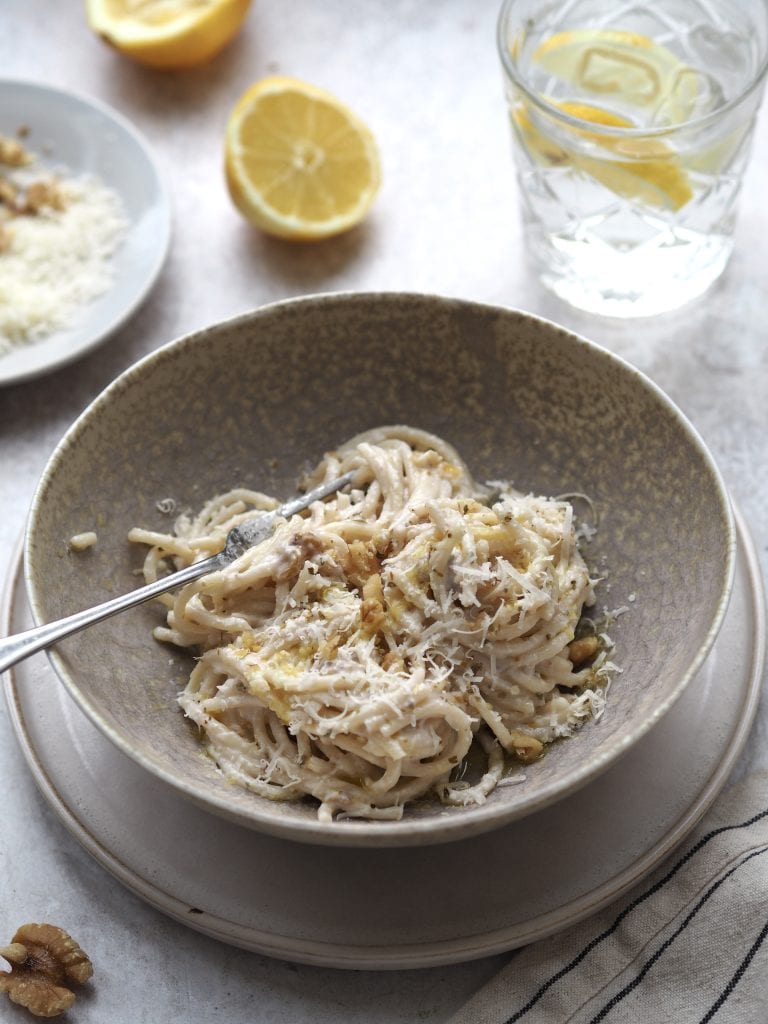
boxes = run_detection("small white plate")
[0,79,171,386]
[1,507,764,969]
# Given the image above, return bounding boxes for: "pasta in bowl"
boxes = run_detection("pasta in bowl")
[128,426,615,822]
[24,293,734,846]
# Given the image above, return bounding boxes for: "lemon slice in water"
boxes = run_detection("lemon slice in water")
[513,99,693,211]
[532,28,699,126]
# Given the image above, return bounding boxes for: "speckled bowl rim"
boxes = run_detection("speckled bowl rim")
[24,293,737,847]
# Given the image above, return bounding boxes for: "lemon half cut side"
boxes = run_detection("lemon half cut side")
[224,76,382,241]
[85,0,253,69]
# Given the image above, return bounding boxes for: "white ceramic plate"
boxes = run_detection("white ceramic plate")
[0,79,171,386]
[2,507,763,969]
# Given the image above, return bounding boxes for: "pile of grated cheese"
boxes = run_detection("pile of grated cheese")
[0,135,128,355]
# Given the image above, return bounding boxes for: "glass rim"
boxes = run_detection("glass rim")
[496,0,768,137]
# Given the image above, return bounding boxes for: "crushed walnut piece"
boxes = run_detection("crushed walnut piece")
[0,135,32,167]
[0,174,19,209]
[20,177,69,214]
[0,136,70,219]
[0,923,93,1018]
[567,634,601,667]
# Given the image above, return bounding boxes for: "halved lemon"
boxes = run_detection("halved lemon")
[224,76,381,240]
[532,28,699,126]
[513,100,693,210]
[85,0,252,70]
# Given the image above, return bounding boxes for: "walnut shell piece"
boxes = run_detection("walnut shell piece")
[0,924,93,1018]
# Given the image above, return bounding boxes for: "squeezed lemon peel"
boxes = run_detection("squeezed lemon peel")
[85,0,252,69]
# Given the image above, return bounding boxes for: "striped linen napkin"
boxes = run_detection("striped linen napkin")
[447,769,768,1024]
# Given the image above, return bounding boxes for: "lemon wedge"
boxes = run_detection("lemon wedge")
[224,76,381,240]
[532,29,699,126]
[85,0,252,69]
[513,100,693,211]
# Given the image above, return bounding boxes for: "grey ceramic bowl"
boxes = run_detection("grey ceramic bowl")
[25,293,735,847]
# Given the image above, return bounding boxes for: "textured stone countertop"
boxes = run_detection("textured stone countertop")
[1,2,767,1021]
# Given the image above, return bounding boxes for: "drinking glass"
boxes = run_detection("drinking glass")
[497,0,768,317]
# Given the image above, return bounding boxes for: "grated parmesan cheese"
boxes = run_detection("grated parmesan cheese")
[0,141,128,354]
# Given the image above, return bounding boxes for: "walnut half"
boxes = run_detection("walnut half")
[0,924,93,1018]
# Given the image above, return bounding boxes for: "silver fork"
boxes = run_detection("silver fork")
[0,472,354,675]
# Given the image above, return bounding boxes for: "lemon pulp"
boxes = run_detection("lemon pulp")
[224,76,381,240]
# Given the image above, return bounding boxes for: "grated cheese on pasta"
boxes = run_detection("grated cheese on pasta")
[129,427,617,822]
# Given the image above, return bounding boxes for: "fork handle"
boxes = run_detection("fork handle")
[0,555,217,675]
